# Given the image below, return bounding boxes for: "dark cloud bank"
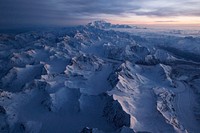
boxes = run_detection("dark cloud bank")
[0,0,199,29]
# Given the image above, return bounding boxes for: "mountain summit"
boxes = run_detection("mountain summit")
[87,20,132,29]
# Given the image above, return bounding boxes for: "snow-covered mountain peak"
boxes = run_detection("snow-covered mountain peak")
[87,20,132,29]
[87,20,112,29]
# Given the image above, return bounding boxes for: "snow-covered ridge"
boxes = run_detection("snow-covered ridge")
[0,21,200,133]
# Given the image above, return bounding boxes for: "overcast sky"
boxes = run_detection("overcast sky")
[0,0,200,29]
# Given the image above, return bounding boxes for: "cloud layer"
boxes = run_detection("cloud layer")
[0,0,200,28]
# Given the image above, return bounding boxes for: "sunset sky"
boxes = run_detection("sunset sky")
[0,0,200,29]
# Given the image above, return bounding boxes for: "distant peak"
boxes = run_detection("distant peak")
[87,20,132,29]
[87,20,111,29]
[92,20,108,23]
[89,20,110,24]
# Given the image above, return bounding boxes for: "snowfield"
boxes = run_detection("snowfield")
[0,21,200,133]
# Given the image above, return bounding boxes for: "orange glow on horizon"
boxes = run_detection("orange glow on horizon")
[108,16,200,26]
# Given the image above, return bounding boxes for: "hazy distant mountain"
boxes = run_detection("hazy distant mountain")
[87,20,132,29]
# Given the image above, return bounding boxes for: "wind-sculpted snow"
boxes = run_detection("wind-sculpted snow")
[0,21,200,133]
